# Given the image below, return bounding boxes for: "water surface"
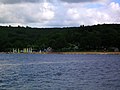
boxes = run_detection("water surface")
[0,54,120,90]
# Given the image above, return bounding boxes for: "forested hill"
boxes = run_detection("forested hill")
[0,24,120,52]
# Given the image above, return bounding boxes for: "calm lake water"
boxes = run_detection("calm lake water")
[0,54,120,90]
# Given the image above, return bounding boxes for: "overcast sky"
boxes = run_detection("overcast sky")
[0,0,120,27]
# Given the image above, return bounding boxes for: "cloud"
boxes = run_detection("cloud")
[0,2,55,24]
[108,2,120,22]
[46,1,120,27]
[60,0,107,3]
[65,2,120,25]
[0,0,120,27]
[0,0,41,4]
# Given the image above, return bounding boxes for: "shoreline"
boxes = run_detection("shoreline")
[0,52,120,55]
[59,52,120,55]
[49,52,120,55]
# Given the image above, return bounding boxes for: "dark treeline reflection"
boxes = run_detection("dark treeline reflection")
[0,24,120,52]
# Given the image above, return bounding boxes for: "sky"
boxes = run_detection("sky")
[0,0,120,27]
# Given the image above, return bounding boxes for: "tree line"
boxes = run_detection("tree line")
[0,24,120,52]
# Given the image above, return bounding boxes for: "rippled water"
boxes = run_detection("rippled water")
[0,54,120,90]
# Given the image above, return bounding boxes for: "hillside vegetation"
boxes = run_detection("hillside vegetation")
[0,24,120,52]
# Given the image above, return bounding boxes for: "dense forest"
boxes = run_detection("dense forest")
[0,24,120,52]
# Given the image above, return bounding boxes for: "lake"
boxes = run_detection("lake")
[0,54,120,90]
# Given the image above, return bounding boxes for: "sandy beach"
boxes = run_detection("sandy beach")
[48,52,120,55]
[31,52,120,55]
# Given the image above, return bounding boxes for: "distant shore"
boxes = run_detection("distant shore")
[47,52,120,55]
[0,52,120,55]
[58,52,120,55]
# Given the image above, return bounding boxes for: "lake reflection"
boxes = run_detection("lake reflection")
[0,54,120,90]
